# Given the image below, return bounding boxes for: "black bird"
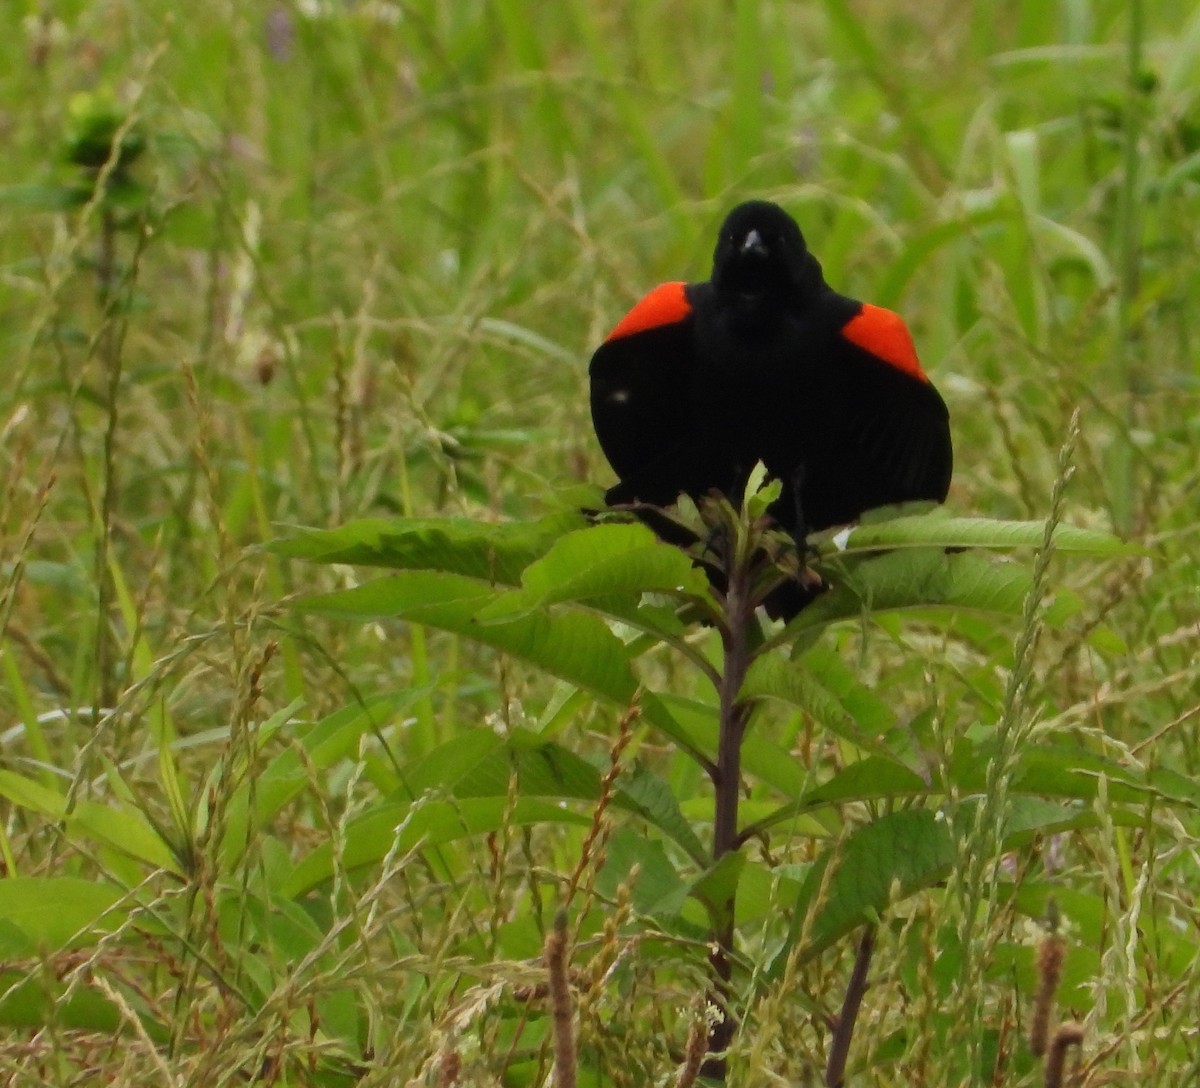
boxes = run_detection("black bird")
[588,200,952,615]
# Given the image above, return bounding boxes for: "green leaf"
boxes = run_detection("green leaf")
[73,801,181,873]
[0,971,127,1034]
[614,763,707,863]
[474,523,709,622]
[771,792,1128,978]
[0,878,127,950]
[449,731,705,861]
[0,773,179,874]
[452,732,599,801]
[272,510,586,585]
[0,770,67,818]
[296,571,697,759]
[952,738,1200,810]
[744,654,898,756]
[299,571,637,702]
[397,727,505,799]
[598,828,691,917]
[746,758,931,840]
[282,797,592,898]
[795,645,897,734]
[690,851,747,920]
[0,183,89,210]
[739,731,812,798]
[743,465,782,520]
[818,513,1129,556]
[654,693,814,798]
[773,809,954,969]
[782,549,1034,639]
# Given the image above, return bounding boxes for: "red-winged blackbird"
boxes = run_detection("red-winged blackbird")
[589,200,952,613]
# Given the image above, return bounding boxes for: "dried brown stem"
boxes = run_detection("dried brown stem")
[675,1005,709,1088]
[1031,931,1066,1057]
[1044,1023,1084,1088]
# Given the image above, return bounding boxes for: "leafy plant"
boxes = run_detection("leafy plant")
[2,1,1198,1083]
[273,426,1131,1080]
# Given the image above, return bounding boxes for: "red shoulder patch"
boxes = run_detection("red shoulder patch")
[841,303,928,382]
[605,282,692,343]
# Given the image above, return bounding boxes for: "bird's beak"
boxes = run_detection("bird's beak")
[740,229,767,257]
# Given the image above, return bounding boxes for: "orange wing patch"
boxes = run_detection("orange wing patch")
[605,282,692,343]
[841,303,928,382]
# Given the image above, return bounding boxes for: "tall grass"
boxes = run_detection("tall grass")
[1,0,1198,1084]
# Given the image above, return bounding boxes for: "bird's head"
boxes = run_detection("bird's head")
[711,201,823,305]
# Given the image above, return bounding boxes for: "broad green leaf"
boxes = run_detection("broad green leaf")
[0,878,127,950]
[560,591,691,641]
[598,828,691,917]
[791,645,897,734]
[0,972,129,1034]
[774,809,955,970]
[452,732,613,801]
[397,727,505,799]
[297,571,698,759]
[618,763,707,863]
[72,801,180,873]
[0,773,179,874]
[272,510,586,585]
[0,771,66,818]
[818,513,1128,556]
[299,571,636,703]
[730,856,805,928]
[780,549,1034,639]
[655,693,814,798]
[283,797,592,898]
[998,796,1105,842]
[744,758,930,841]
[1145,766,1200,809]
[739,731,813,798]
[689,850,746,921]
[474,523,709,622]
[651,694,720,757]
[744,654,898,757]
[952,739,1200,811]
[240,890,327,961]
[449,731,705,861]
[772,794,1128,977]
[743,467,782,520]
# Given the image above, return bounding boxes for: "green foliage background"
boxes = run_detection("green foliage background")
[0,0,1198,1084]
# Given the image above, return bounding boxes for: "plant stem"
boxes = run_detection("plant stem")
[825,925,876,1087]
[93,205,121,715]
[545,909,576,1088]
[1112,0,1144,533]
[702,543,756,1079]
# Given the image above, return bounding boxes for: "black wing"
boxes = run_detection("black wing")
[798,298,953,529]
[589,285,702,507]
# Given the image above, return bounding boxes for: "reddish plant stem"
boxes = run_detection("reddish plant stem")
[825,925,876,1087]
[701,554,755,1080]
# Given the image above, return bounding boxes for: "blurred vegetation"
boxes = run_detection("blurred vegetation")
[0,0,1198,1084]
